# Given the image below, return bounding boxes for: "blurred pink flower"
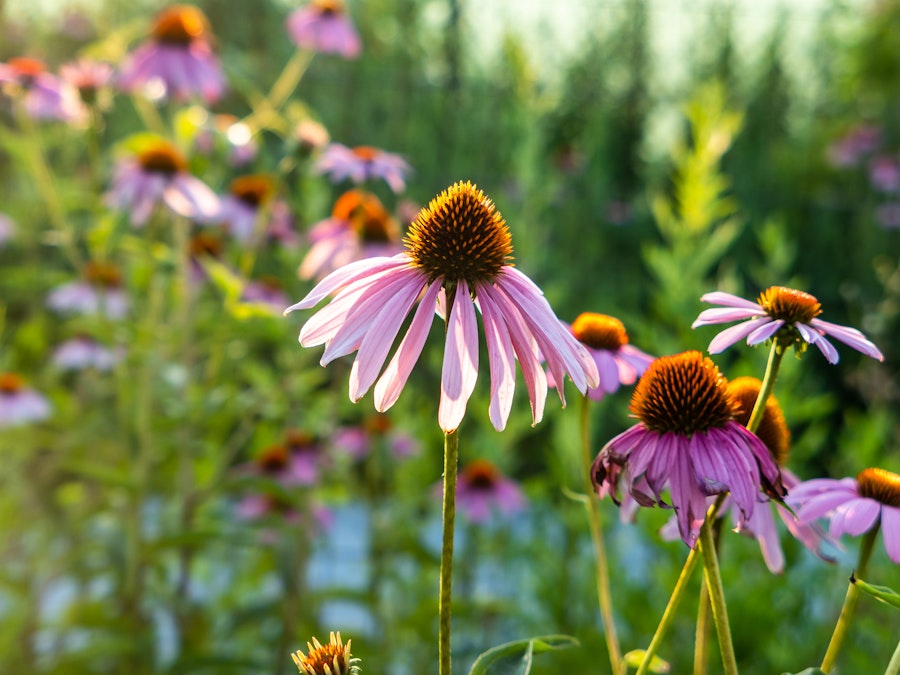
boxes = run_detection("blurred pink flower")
[59,59,114,108]
[826,124,881,168]
[552,312,653,401]
[787,468,900,564]
[332,413,419,461]
[106,139,219,227]
[0,373,51,426]
[286,0,361,59]
[0,213,14,245]
[285,181,599,433]
[187,231,226,284]
[436,459,526,524]
[52,336,124,371]
[47,261,130,319]
[692,287,883,364]
[117,5,226,104]
[0,57,85,122]
[315,143,411,193]
[875,202,900,229]
[869,155,900,192]
[299,189,403,281]
[216,174,288,243]
[241,276,291,314]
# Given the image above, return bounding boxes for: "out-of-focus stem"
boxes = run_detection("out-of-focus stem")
[885,636,900,675]
[579,395,623,675]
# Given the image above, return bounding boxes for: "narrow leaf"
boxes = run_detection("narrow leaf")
[467,634,579,675]
[852,575,900,610]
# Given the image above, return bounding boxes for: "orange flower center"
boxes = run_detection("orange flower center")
[857,467,900,508]
[571,313,629,351]
[332,190,398,244]
[84,261,122,288]
[351,145,378,161]
[137,142,188,175]
[8,57,45,80]
[230,175,274,207]
[285,429,317,451]
[0,373,25,394]
[256,444,289,473]
[463,459,500,489]
[630,351,738,436]
[757,286,822,324]
[152,5,209,46]
[292,633,354,675]
[726,376,790,465]
[405,181,513,285]
[189,232,223,258]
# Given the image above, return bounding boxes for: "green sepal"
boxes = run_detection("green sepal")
[624,649,671,673]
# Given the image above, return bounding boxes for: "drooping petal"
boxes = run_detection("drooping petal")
[669,441,708,547]
[692,306,763,327]
[796,323,840,364]
[746,318,784,346]
[881,506,900,563]
[809,318,884,361]
[707,317,773,353]
[438,281,479,433]
[374,280,442,412]
[476,284,517,431]
[833,497,881,537]
[285,254,408,313]
[698,291,763,310]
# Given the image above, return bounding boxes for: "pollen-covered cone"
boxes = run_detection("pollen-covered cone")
[291,631,360,675]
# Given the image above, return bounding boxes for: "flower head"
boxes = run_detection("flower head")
[52,336,124,371]
[300,189,403,281]
[0,373,51,426]
[286,181,598,432]
[787,468,900,563]
[291,631,360,675]
[592,351,784,547]
[287,1,361,59]
[46,261,130,319]
[117,4,226,103]
[315,143,411,193]
[106,138,219,227]
[59,58,114,108]
[0,57,85,122]
[441,459,526,523]
[692,287,884,364]
[333,413,418,461]
[217,174,281,242]
[556,312,654,401]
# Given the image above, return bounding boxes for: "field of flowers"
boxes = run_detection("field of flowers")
[1,1,900,674]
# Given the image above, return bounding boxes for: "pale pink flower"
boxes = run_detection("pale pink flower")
[46,261,130,319]
[436,459,526,523]
[332,413,418,461]
[692,286,883,364]
[285,181,599,433]
[592,351,784,548]
[0,213,14,245]
[106,139,219,227]
[0,373,51,426]
[286,0,361,59]
[299,189,403,281]
[826,124,881,168]
[869,155,900,192]
[117,5,226,104]
[0,57,85,122]
[787,468,900,564]
[59,59,114,108]
[216,174,284,243]
[315,143,411,193]
[52,337,124,371]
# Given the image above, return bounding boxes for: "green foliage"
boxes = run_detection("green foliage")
[467,634,579,675]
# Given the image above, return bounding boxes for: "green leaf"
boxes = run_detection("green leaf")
[779,669,826,675]
[624,649,671,673]
[467,634,578,675]
[852,575,900,610]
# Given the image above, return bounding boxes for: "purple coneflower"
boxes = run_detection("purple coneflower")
[286,0,362,59]
[52,336,124,372]
[187,231,226,284]
[117,5,226,103]
[59,58,113,108]
[692,286,884,364]
[0,57,85,122]
[787,468,900,564]
[241,276,291,314]
[299,189,403,281]
[106,138,219,227]
[0,373,51,426]
[216,174,284,243]
[826,124,881,168]
[592,351,784,547]
[869,155,900,193]
[442,459,526,524]
[556,312,654,401]
[285,181,599,433]
[333,413,418,461]
[315,143,411,193]
[46,261,130,319]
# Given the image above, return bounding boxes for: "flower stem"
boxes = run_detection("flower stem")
[439,430,459,675]
[693,579,712,675]
[636,495,725,675]
[820,524,880,673]
[698,509,738,675]
[746,339,787,434]
[885,637,900,675]
[579,395,623,675]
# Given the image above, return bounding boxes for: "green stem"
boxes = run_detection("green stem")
[439,430,459,675]
[698,510,738,675]
[885,636,900,675]
[820,525,880,673]
[243,50,313,134]
[746,339,787,434]
[579,395,623,675]
[636,495,725,675]
[693,564,712,675]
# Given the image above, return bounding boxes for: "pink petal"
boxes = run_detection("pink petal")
[285,255,408,313]
[699,291,762,310]
[439,281,480,433]
[746,318,784,346]
[476,284,516,431]
[707,317,773,353]
[809,318,884,361]
[881,506,900,563]
[692,306,763,327]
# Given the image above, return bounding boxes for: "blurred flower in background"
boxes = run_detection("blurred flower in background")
[0,373,51,426]
[299,189,403,281]
[868,155,900,193]
[116,4,226,103]
[287,0,362,59]
[437,459,526,524]
[52,336,124,372]
[59,59,114,110]
[193,112,258,167]
[826,124,881,168]
[0,57,85,122]
[240,276,291,314]
[315,143,412,193]
[216,174,283,243]
[46,261,130,319]
[332,413,419,461]
[0,213,15,246]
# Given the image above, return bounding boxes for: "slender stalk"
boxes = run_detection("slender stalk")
[885,636,900,675]
[693,566,712,675]
[242,50,313,133]
[439,430,459,675]
[820,525,880,673]
[636,494,727,675]
[746,339,787,434]
[579,395,623,675]
[698,512,738,675]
